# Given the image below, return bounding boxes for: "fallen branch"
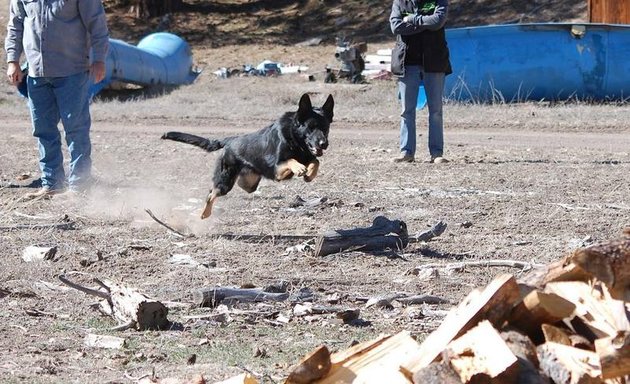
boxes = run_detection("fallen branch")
[144,209,192,238]
[408,221,447,243]
[0,221,75,231]
[210,233,314,243]
[193,286,291,307]
[360,293,448,308]
[409,259,537,275]
[396,295,449,306]
[58,274,109,299]
[59,273,169,330]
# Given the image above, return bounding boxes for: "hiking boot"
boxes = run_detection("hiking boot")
[22,187,66,200]
[393,154,415,163]
[430,156,450,164]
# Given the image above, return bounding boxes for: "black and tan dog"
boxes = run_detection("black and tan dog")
[162,93,334,219]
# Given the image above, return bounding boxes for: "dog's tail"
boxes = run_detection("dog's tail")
[161,132,225,152]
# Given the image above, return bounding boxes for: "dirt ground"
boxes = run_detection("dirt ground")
[1,72,630,383]
[1,1,629,383]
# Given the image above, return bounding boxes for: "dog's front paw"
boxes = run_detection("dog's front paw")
[304,161,319,182]
[289,162,307,177]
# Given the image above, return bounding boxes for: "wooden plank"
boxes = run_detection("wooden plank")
[317,331,420,384]
[400,274,521,379]
[444,320,519,383]
[595,331,630,380]
[537,342,603,384]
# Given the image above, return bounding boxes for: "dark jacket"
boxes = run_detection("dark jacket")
[390,0,452,77]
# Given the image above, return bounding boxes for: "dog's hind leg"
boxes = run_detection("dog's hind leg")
[201,154,240,219]
[237,171,262,193]
[201,190,220,219]
[304,160,320,182]
[276,159,307,180]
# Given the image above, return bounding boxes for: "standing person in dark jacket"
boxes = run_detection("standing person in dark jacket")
[390,0,452,163]
[5,0,109,198]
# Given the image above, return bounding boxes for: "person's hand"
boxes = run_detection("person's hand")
[6,61,23,86]
[403,15,413,23]
[90,61,106,83]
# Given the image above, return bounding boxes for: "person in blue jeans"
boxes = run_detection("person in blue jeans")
[5,0,109,198]
[390,0,452,163]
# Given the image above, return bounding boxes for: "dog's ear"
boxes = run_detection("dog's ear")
[321,94,334,123]
[297,93,313,123]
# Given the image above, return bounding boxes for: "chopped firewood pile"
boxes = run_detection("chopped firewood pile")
[215,228,630,384]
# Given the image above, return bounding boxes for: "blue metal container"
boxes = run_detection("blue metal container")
[16,32,199,98]
[445,23,630,102]
[93,32,199,96]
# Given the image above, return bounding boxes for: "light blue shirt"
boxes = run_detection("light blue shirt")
[5,0,109,78]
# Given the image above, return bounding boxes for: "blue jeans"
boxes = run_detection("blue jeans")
[398,65,445,158]
[27,72,92,191]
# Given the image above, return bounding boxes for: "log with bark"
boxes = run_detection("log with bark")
[314,216,409,257]
[192,286,313,307]
[445,320,520,383]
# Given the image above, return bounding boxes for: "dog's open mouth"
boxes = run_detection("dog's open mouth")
[310,146,324,156]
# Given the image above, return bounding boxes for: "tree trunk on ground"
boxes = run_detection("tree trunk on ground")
[314,216,408,257]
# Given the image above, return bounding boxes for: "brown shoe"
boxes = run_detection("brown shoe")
[430,156,450,164]
[22,187,66,200]
[393,154,415,163]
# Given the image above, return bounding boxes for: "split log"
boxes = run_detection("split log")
[285,345,331,384]
[59,274,169,330]
[519,255,592,289]
[443,320,519,383]
[595,331,630,379]
[192,286,290,307]
[509,290,576,344]
[328,334,392,369]
[570,236,630,301]
[317,331,420,384]
[314,216,408,257]
[544,281,630,340]
[501,329,551,384]
[536,342,603,384]
[400,274,521,378]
